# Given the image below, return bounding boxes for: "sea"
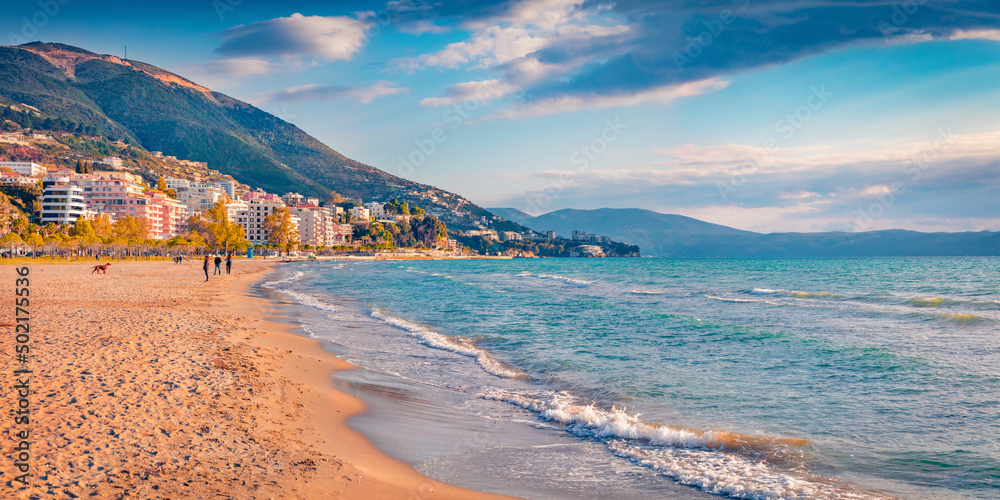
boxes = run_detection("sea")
[257,257,1000,499]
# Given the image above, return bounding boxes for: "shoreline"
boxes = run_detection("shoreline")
[0,260,512,499]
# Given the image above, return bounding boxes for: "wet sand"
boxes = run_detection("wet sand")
[0,260,512,499]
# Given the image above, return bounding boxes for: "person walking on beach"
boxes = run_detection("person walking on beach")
[225,254,232,275]
[202,255,209,281]
[214,255,222,275]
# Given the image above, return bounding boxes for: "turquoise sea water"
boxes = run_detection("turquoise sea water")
[261,258,1000,499]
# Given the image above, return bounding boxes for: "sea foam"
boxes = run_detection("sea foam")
[480,388,881,500]
[369,309,526,379]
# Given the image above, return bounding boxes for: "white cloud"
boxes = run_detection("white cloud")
[419,78,517,107]
[412,25,550,70]
[948,29,1000,42]
[487,78,730,119]
[398,20,451,35]
[260,81,408,104]
[216,13,371,62]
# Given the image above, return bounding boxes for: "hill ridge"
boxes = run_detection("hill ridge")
[0,41,505,231]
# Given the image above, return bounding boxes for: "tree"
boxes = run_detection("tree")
[10,216,28,235]
[113,216,148,241]
[90,214,114,239]
[399,202,409,215]
[326,192,344,205]
[415,216,447,247]
[25,233,43,258]
[71,215,96,238]
[157,176,167,191]
[0,232,22,257]
[263,207,299,256]
[206,199,245,254]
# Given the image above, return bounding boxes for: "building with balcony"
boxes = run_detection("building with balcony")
[40,177,87,225]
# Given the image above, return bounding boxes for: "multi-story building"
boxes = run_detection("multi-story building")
[0,172,38,186]
[349,206,370,221]
[236,195,298,245]
[165,178,226,213]
[293,204,338,247]
[330,224,353,245]
[80,172,148,220]
[40,175,87,225]
[145,193,187,240]
[101,156,124,169]
[499,231,522,241]
[364,202,386,219]
[282,192,307,206]
[214,180,236,198]
[74,172,186,239]
[571,230,609,243]
[0,161,45,177]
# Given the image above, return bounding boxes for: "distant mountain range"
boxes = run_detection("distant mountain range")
[0,42,497,225]
[489,207,1000,257]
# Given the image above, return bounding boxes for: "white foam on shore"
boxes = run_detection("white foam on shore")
[278,289,338,312]
[261,271,305,289]
[480,388,880,500]
[630,290,667,295]
[751,288,783,295]
[607,440,874,500]
[369,309,526,379]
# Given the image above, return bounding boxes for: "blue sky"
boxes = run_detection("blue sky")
[3,0,999,232]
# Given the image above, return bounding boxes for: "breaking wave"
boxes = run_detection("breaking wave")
[480,388,881,500]
[370,309,526,379]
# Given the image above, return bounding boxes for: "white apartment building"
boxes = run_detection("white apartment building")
[236,197,299,245]
[349,206,370,221]
[165,178,226,213]
[364,202,387,219]
[0,161,45,177]
[0,172,38,186]
[40,176,87,225]
[214,180,236,198]
[101,156,124,169]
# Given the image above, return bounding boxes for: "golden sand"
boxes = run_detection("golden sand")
[0,260,513,499]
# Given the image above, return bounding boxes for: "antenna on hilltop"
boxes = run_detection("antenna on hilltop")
[124,44,127,60]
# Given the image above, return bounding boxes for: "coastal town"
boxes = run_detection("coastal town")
[0,126,638,259]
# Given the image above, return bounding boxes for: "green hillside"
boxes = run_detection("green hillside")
[0,42,472,212]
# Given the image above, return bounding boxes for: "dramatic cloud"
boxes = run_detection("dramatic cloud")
[215,13,371,62]
[397,0,1000,117]
[260,81,408,104]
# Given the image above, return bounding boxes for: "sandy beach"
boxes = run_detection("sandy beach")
[0,259,513,499]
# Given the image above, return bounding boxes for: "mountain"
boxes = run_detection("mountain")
[492,207,1000,257]
[487,207,534,224]
[489,207,752,253]
[0,42,498,225]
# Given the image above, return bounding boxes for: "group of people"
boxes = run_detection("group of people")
[202,254,232,281]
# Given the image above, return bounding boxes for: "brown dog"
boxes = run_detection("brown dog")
[92,263,111,274]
